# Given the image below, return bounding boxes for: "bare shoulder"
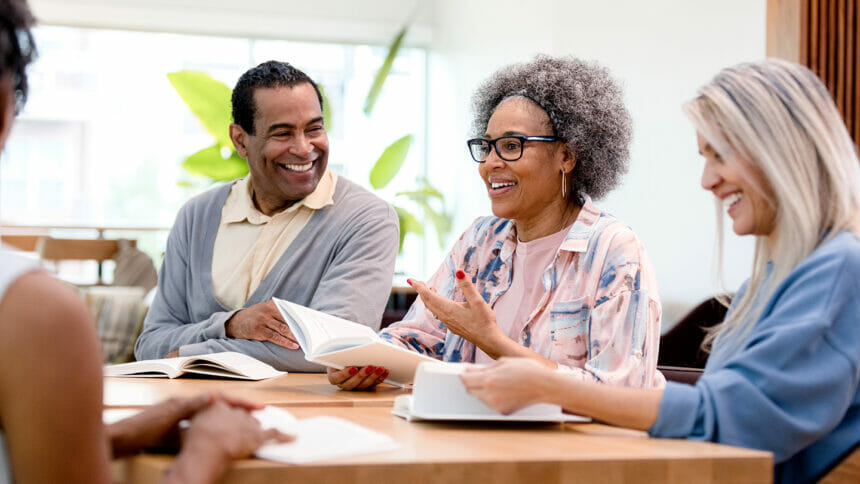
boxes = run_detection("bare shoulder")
[0,271,99,360]
[0,271,109,483]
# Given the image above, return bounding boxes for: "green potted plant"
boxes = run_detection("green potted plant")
[168,26,450,254]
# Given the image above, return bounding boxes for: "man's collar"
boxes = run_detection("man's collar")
[222,170,337,225]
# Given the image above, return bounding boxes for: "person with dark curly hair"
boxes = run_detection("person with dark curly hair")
[329,55,663,391]
[0,1,292,482]
[135,60,399,370]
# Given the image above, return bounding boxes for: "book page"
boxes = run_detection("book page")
[253,406,399,464]
[313,341,437,386]
[273,298,378,357]
[182,352,285,381]
[103,357,184,378]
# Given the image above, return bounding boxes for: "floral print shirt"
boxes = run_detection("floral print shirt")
[381,196,665,388]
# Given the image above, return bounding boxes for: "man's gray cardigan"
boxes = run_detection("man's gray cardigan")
[134,177,399,371]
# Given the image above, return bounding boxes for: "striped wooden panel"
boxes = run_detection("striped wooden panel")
[802,0,860,145]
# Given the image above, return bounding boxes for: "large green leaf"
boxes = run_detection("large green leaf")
[181,144,249,181]
[363,25,408,116]
[168,71,233,149]
[393,205,424,253]
[417,200,452,247]
[318,84,333,131]
[370,134,413,189]
[395,186,443,201]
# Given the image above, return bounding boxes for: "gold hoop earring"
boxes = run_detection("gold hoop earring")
[561,171,566,199]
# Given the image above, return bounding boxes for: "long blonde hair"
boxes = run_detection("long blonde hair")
[684,59,860,350]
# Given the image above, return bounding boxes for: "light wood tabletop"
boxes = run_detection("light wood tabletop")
[114,405,773,484]
[103,373,408,409]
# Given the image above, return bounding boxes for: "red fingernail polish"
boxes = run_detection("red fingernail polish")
[366,366,375,374]
[456,270,466,280]
[382,371,389,378]
[375,367,384,375]
[349,367,358,375]
[406,279,413,286]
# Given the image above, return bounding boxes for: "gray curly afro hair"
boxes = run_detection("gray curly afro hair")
[472,55,632,201]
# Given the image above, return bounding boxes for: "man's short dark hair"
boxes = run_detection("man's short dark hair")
[0,0,36,112]
[231,60,323,135]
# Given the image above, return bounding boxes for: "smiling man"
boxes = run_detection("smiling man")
[135,61,399,371]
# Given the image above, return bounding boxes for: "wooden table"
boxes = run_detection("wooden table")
[104,373,408,409]
[114,406,772,483]
[107,374,773,483]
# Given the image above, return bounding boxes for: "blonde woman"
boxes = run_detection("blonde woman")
[461,59,860,483]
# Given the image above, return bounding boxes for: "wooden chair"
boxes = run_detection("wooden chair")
[818,446,860,483]
[0,234,42,252]
[35,236,136,285]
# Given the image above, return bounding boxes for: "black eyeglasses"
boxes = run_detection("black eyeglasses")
[466,135,558,163]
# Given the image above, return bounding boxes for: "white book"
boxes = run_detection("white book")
[392,362,590,423]
[103,351,285,380]
[253,406,400,463]
[272,297,436,386]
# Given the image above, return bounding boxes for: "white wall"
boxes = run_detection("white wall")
[29,0,434,45]
[427,0,767,327]
[29,0,768,327]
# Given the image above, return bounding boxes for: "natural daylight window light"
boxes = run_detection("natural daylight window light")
[0,25,428,276]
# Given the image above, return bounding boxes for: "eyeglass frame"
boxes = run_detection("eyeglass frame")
[466,135,559,163]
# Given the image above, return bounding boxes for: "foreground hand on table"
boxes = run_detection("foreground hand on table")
[225,300,300,350]
[460,357,556,414]
[108,392,281,457]
[166,399,294,484]
[327,365,390,390]
[408,270,506,356]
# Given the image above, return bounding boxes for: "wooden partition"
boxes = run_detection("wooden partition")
[768,0,860,145]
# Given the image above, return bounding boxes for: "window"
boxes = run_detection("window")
[1,26,427,275]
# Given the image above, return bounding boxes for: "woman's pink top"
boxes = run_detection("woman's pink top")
[475,226,570,364]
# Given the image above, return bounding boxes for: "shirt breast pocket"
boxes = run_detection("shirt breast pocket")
[549,297,591,342]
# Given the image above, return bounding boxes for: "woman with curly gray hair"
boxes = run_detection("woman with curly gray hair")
[329,55,663,392]
[462,59,860,483]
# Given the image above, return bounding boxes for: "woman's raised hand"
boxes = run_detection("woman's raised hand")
[409,269,504,353]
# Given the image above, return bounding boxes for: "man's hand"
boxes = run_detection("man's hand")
[225,300,299,350]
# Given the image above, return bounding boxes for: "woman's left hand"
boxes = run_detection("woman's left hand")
[409,269,503,351]
[459,357,555,414]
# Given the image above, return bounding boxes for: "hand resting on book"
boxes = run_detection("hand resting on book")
[225,300,300,350]
[109,392,294,483]
[327,365,390,391]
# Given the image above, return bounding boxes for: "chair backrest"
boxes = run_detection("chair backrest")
[35,237,137,285]
[36,237,135,261]
[658,297,729,369]
[818,445,860,483]
[0,234,42,252]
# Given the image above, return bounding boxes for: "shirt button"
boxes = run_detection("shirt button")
[635,350,643,358]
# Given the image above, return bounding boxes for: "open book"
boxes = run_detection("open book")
[103,351,285,380]
[253,406,399,463]
[273,297,436,386]
[392,362,590,422]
